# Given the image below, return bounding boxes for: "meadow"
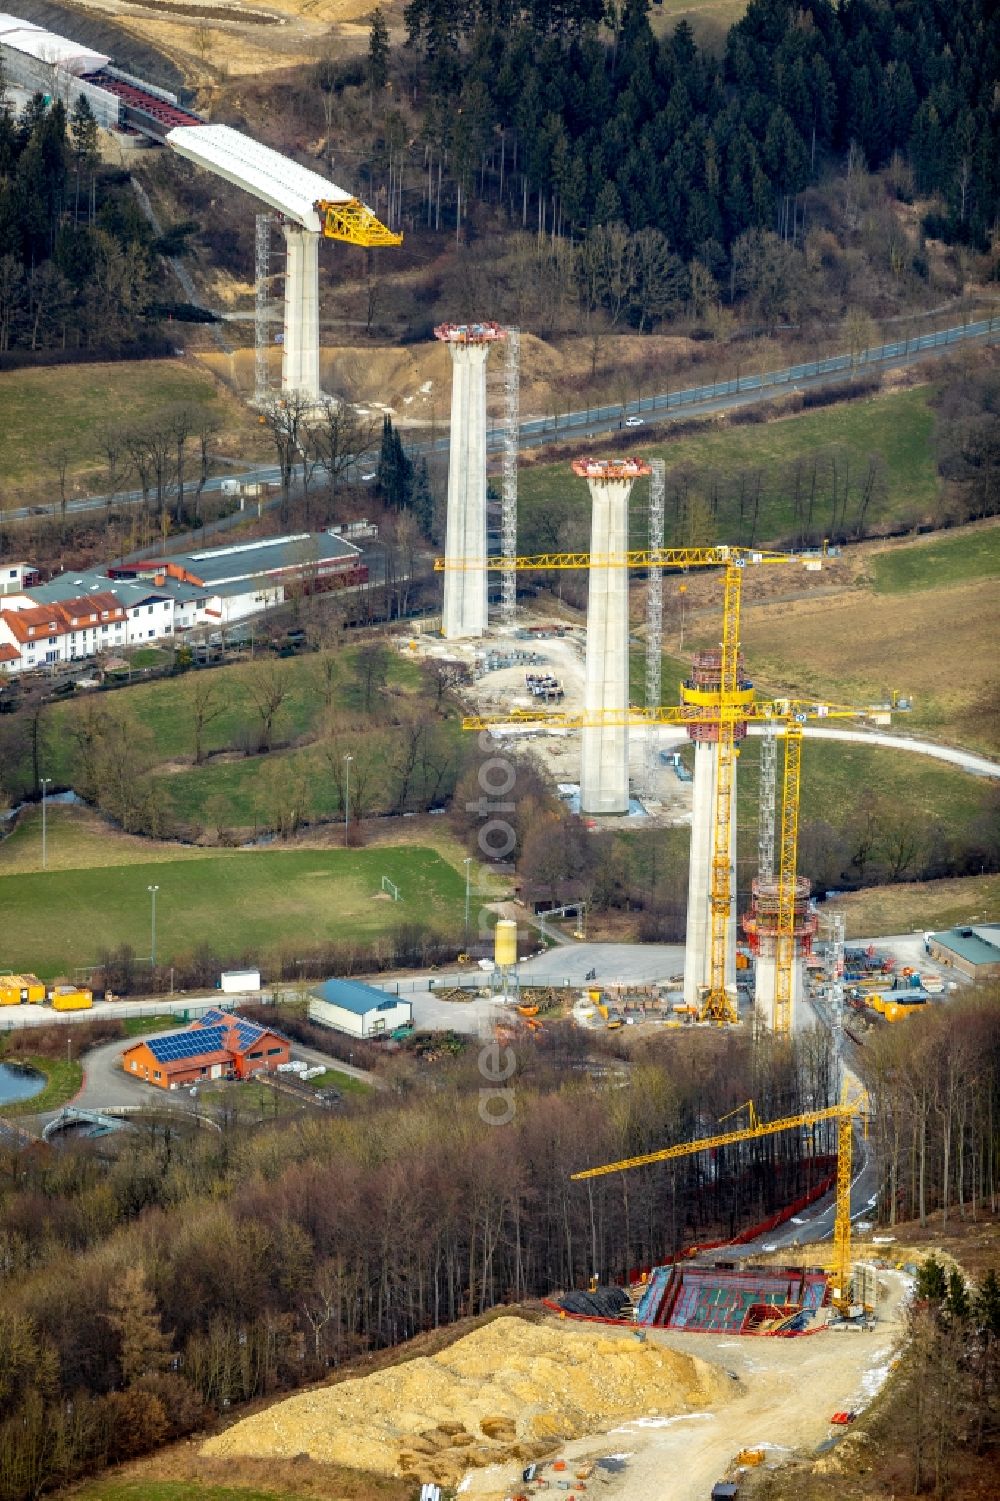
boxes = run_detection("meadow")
[0,845,466,977]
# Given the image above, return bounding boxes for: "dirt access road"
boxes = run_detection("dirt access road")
[462,1274,909,1500]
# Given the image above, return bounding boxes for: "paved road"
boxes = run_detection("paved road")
[623,722,1000,779]
[0,994,257,1034]
[799,725,1000,778]
[8,316,997,522]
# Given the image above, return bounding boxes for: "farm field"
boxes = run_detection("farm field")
[669,522,1000,752]
[519,383,940,552]
[826,873,1000,940]
[0,846,465,977]
[738,574,998,751]
[872,524,1000,593]
[0,359,262,498]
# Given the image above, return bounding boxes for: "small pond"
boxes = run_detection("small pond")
[0,1062,45,1106]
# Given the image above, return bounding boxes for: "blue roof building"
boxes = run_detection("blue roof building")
[309,978,412,1039]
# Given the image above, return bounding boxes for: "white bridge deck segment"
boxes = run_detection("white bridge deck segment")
[165,124,351,232]
[166,124,359,401]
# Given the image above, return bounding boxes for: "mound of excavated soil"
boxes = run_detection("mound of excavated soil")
[201,1315,730,1487]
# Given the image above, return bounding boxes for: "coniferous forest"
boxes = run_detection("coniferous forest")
[399,0,999,254]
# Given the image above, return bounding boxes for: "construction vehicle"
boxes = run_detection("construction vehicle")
[570,1092,867,1318]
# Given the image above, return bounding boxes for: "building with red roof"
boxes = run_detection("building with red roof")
[122,1010,290,1090]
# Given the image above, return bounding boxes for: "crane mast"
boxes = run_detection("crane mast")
[570,1096,865,1316]
[440,536,901,1034]
[774,723,804,1037]
[703,562,742,1023]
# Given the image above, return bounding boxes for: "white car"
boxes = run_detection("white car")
[624,416,644,427]
[360,471,377,482]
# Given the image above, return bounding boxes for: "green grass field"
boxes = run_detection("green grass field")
[519,384,939,552]
[42,648,426,783]
[872,527,1000,593]
[827,873,1000,940]
[0,360,254,493]
[725,735,991,883]
[0,847,465,977]
[792,737,989,828]
[122,1013,184,1037]
[302,1067,371,1095]
[0,806,245,873]
[144,728,464,829]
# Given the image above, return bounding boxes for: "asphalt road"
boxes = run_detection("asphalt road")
[8,315,997,522]
[630,722,1000,779]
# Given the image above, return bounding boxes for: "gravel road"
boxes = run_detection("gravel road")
[463,1273,910,1501]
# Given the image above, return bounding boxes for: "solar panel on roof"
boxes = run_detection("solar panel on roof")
[148,1026,228,1063]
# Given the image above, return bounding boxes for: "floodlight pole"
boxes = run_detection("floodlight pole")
[464,856,473,940]
[344,754,353,845]
[147,884,159,968]
[40,778,52,870]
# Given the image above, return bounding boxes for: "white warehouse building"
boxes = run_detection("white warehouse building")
[0,529,368,676]
[308,978,412,1040]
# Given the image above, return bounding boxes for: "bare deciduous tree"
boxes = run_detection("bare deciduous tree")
[190,673,226,765]
[244,662,289,753]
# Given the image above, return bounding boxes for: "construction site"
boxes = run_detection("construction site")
[410,318,911,1038]
[261,325,929,1499]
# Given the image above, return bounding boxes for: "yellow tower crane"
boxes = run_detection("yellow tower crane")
[570,1092,868,1317]
[463,695,897,1032]
[436,544,817,1022]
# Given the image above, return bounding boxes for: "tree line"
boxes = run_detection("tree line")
[866,986,1000,1231]
[0,644,464,845]
[0,87,184,357]
[900,1254,1000,1496]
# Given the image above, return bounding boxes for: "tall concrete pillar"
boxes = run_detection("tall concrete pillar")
[742,875,818,1033]
[436,323,504,640]
[282,225,321,402]
[574,458,650,816]
[680,648,750,1010]
[752,956,807,1031]
[683,742,737,1006]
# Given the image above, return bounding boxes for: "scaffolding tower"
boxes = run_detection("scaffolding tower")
[500,328,520,625]
[824,908,846,1036]
[254,212,273,407]
[644,460,665,794]
[758,713,777,881]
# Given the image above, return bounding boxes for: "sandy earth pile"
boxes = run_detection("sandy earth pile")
[201,1315,730,1487]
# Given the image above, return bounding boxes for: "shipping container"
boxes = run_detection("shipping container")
[49,986,93,1010]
